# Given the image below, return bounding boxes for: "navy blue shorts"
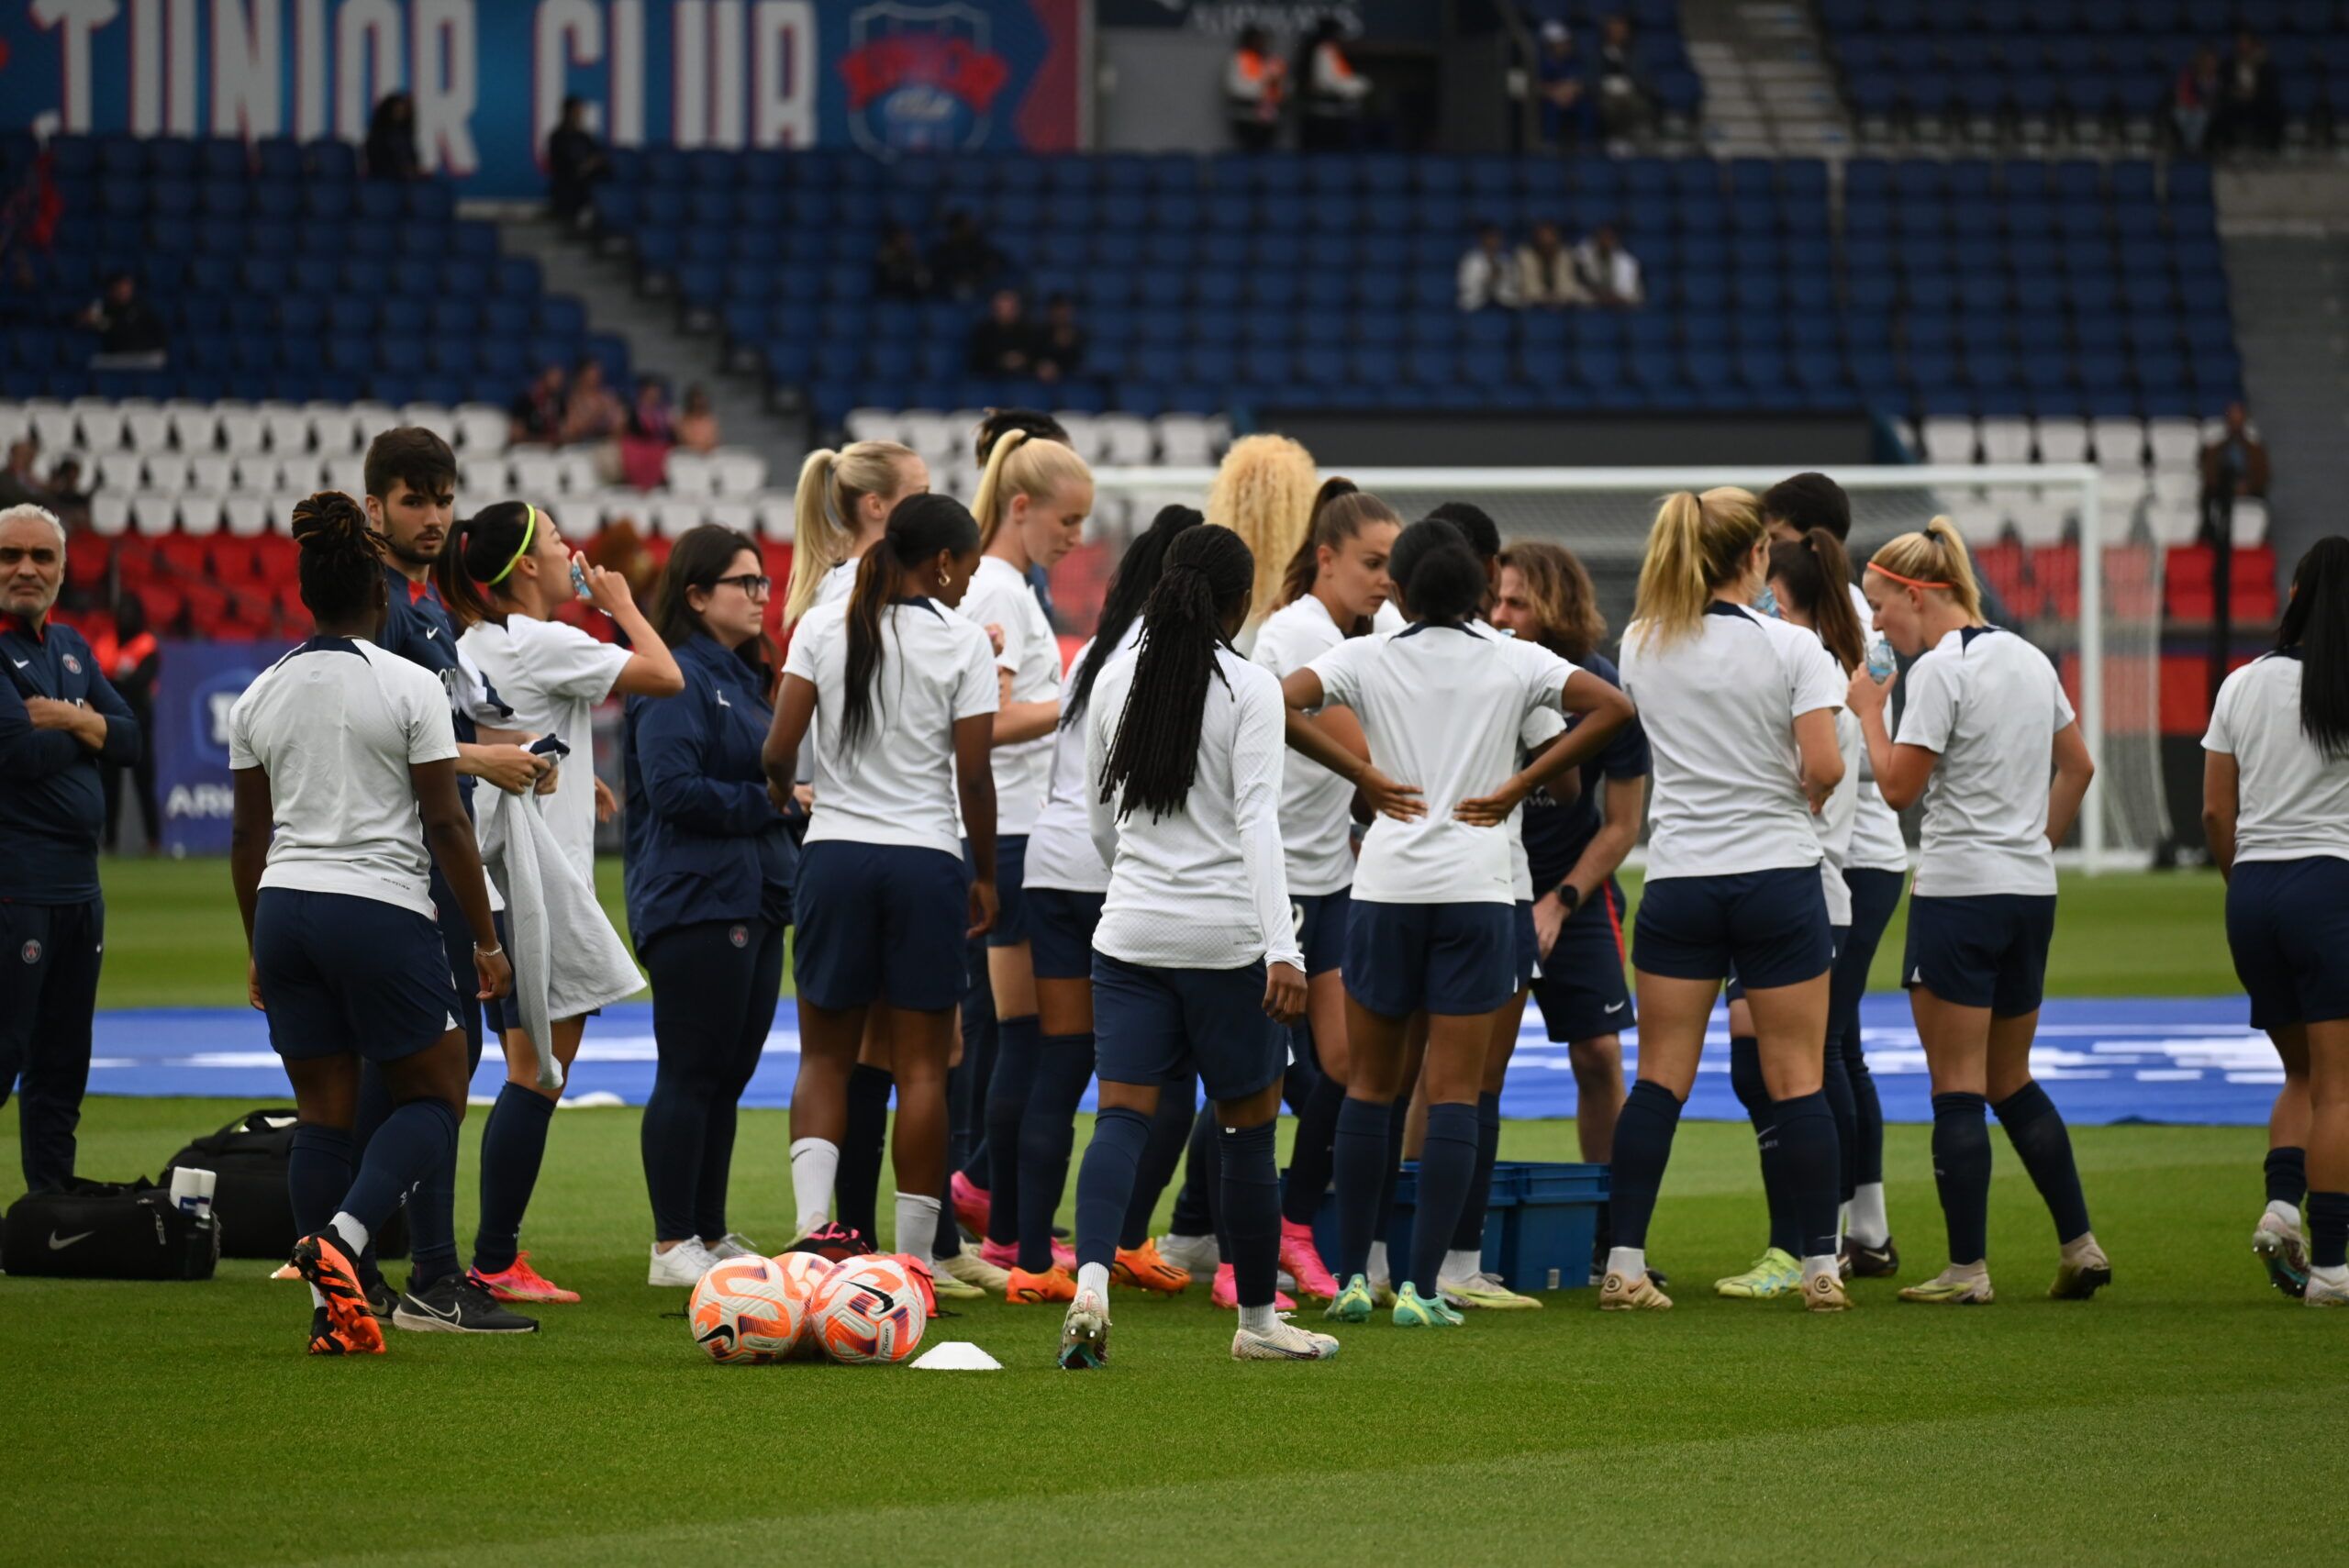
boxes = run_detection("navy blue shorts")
[1512,899,1540,991]
[967,833,1030,950]
[2226,857,2349,1031]
[1092,951,1284,1104]
[794,840,970,1012]
[1293,887,1352,978]
[1902,893,2057,1016]
[1344,899,1518,1018]
[1730,928,1847,1006]
[1635,866,1833,991]
[1027,886,1105,982]
[1531,878,1635,1040]
[253,888,464,1063]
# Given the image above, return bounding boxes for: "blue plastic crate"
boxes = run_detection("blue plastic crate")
[1304,1159,1607,1294]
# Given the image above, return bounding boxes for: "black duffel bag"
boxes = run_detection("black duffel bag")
[161,1108,409,1260]
[2,1177,220,1279]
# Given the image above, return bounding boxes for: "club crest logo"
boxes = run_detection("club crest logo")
[20,940,41,964]
[61,652,81,674]
[838,3,1010,158]
[729,925,749,949]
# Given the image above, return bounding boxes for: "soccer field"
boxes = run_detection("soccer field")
[4,1101,2344,1565]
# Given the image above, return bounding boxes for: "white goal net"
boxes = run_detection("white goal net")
[1080,463,2162,870]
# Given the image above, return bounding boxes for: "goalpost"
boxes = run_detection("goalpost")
[1082,462,2162,872]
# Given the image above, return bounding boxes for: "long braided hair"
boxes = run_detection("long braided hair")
[1063,504,1204,728]
[1097,525,1254,820]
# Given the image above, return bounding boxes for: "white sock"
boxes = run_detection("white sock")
[788,1137,839,1236]
[2312,1262,2349,1287]
[895,1192,941,1265]
[328,1212,370,1258]
[1947,1258,1988,1281]
[1607,1245,1645,1281]
[1801,1252,1840,1284]
[2060,1229,2102,1263]
[2266,1198,2303,1230]
[1847,1183,1889,1247]
[1365,1240,1389,1283]
[1442,1247,1481,1282]
[1238,1301,1279,1334]
[1076,1261,1110,1300]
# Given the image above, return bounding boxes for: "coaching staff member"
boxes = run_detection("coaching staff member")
[0,503,140,1192]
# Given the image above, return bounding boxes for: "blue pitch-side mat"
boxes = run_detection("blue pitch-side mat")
[87,995,2279,1127]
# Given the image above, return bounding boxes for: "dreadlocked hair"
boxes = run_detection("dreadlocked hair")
[840,494,982,756]
[1099,525,1254,821]
[290,492,382,623]
[1767,528,1868,675]
[2277,535,2349,760]
[434,500,539,628]
[1064,504,1204,728]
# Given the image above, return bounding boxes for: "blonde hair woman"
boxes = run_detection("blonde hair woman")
[784,442,928,626]
[1206,433,1319,638]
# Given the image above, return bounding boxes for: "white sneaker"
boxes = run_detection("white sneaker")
[2307,1268,2349,1308]
[1158,1232,1219,1277]
[935,1248,1011,1292]
[702,1232,761,1261]
[1232,1317,1340,1362]
[648,1239,718,1287]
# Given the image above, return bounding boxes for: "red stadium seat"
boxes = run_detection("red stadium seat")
[64,533,112,592]
[156,534,214,578]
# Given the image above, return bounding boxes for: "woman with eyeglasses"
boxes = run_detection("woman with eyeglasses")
[623,525,797,1287]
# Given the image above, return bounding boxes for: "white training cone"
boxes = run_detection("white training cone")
[909,1340,1002,1371]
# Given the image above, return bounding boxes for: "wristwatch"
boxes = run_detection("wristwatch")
[1550,882,1583,916]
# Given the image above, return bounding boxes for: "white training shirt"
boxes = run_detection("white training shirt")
[1897,625,2076,897]
[458,615,631,886]
[1025,624,1142,895]
[1306,623,1576,906]
[1086,647,1303,972]
[1619,602,1844,882]
[814,557,859,610]
[1250,595,1362,896]
[2203,651,2349,864]
[1815,706,1863,926]
[1845,580,1910,873]
[227,637,460,921]
[958,555,1061,836]
[1372,599,1407,635]
[784,597,999,859]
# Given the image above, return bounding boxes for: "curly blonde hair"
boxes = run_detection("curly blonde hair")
[1205,433,1318,619]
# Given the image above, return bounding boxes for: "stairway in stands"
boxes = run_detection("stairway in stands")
[1680,0,1851,158]
[488,211,806,485]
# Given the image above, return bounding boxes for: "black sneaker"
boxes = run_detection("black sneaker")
[364,1278,400,1321]
[1841,1234,1900,1279]
[391,1273,540,1333]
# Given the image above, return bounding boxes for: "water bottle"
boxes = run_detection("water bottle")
[1865,639,1897,684]
[1751,584,1778,617]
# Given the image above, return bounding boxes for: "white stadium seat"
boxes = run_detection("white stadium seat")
[0,403,25,446]
[844,408,904,446]
[122,404,172,453]
[2145,417,2201,474]
[268,493,308,535]
[71,399,127,450]
[90,492,130,537]
[166,400,221,452]
[706,499,753,539]
[1920,416,1977,466]
[398,405,454,444]
[1978,417,2032,466]
[343,403,399,453]
[130,493,179,538]
[178,495,224,536]
[2232,496,2269,547]
[141,452,190,492]
[93,450,144,494]
[460,455,509,498]
[188,454,234,494]
[217,406,265,455]
[2035,417,2090,466]
[899,410,962,467]
[1055,412,1105,465]
[663,450,716,497]
[1154,414,1221,467]
[2008,493,2070,546]
[2145,497,2201,547]
[752,491,795,539]
[507,450,561,499]
[262,406,313,454]
[1096,414,1155,466]
[328,456,368,501]
[653,496,705,539]
[223,495,271,538]
[2091,417,2146,473]
[552,448,602,497]
[27,400,77,452]
[708,449,767,497]
[453,404,508,456]
[2149,469,2200,513]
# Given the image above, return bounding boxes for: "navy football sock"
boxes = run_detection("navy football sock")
[1016,1033,1096,1272]
[2308,1190,2349,1270]
[349,1066,392,1286]
[835,1064,893,1241]
[1073,1105,1150,1274]
[1172,1106,1217,1240]
[1607,1080,1684,1252]
[1218,1118,1282,1308]
[1993,1080,2091,1244]
[1822,1044,1859,1205]
[1931,1092,1993,1265]
[1769,1089,1842,1260]
[1848,1051,1887,1186]
[1331,1095,1391,1280]
[471,1083,554,1276]
[288,1123,355,1244]
[1412,1101,1480,1297]
[1189,1105,1230,1262]
[346,1098,458,1248]
[1448,1091,1503,1252]
[1282,1069,1346,1226]
[1376,1097,1408,1244]
[982,1017,1041,1246]
[1730,1034,1797,1254]
[1120,1080,1196,1249]
[2266,1145,2307,1209]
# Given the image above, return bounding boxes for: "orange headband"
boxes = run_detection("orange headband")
[1867,561,1953,591]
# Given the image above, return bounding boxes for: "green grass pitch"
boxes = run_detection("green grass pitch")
[5,860,2342,1562]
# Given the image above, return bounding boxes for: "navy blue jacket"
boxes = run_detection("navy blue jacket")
[1,613,142,903]
[622,632,796,947]
[1521,651,1649,893]
[375,563,505,807]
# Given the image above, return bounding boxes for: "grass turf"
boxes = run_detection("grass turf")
[93,857,2240,1009]
[4,1099,2344,1565]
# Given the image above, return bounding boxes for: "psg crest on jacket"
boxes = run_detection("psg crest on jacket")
[839,3,1012,156]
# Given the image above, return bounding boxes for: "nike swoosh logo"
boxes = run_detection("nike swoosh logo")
[1603,1001,1626,1014]
[713,692,730,707]
[423,627,440,639]
[9,659,26,669]
[405,1295,462,1323]
[48,1229,94,1250]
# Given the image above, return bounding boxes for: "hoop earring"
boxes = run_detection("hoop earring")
[938,568,949,589]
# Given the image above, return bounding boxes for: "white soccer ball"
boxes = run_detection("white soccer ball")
[688,1255,804,1365]
[767,1250,841,1360]
[807,1252,929,1365]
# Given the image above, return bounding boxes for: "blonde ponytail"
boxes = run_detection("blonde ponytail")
[1870,514,1985,622]
[972,427,1092,552]
[1631,486,1764,647]
[971,428,1030,550]
[785,440,918,625]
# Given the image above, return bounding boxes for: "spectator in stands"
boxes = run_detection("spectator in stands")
[1575,223,1643,308]
[874,223,933,300]
[1227,27,1288,153]
[76,272,166,361]
[2217,30,2284,151]
[2203,402,2272,505]
[1296,18,1372,152]
[1536,22,1597,150]
[1519,221,1591,308]
[929,211,1007,302]
[1031,293,1086,384]
[561,359,626,446]
[547,95,608,226]
[40,458,88,532]
[94,593,160,855]
[2171,47,2221,155]
[621,377,677,490]
[967,288,1036,377]
[677,386,721,453]
[0,439,45,511]
[1458,224,1522,312]
[510,364,566,446]
[1595,16,1654,145]
[365,91,423,181]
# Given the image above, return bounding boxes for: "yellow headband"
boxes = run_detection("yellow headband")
[486,504,537,585]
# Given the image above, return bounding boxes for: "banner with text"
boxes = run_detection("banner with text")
[0,0,1085,197]
[155,637,289,857]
